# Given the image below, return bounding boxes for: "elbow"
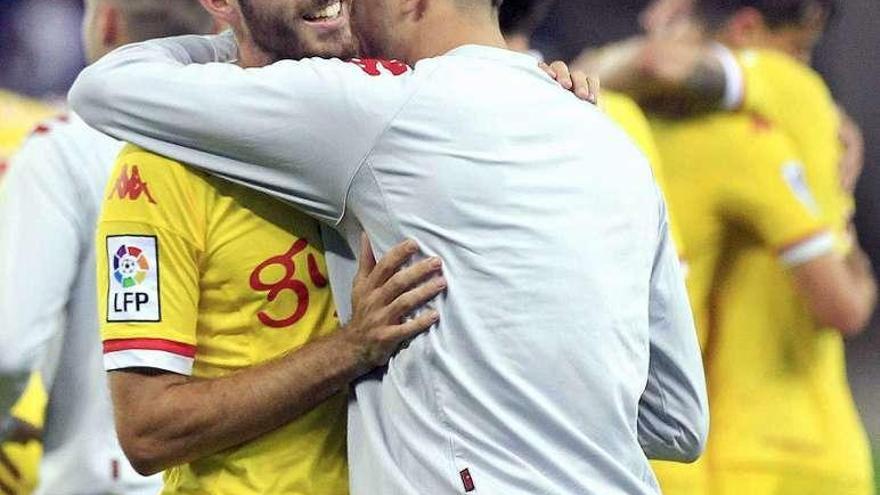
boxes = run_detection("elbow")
[118,431,174,476]
[816,298,875,337]
[676,412,709,463]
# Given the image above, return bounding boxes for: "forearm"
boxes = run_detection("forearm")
[578,38,728,117]
[116,328,366,475]
[68,33,253,169]
[844,246,877,328]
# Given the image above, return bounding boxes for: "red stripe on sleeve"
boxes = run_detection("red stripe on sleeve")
[103,338,197,358]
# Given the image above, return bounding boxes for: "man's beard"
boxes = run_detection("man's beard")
[238,0,357,61]
[238,0,309,61]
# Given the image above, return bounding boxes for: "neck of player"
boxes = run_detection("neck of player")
[401,4,507,65]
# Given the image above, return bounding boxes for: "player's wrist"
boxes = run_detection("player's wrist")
[327,325,377,379]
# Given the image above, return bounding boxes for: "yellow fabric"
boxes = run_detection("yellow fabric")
[652,113,848,493]
[712,466,873,495]
[737,49,853,243]
[98,145,347,495]
[0,375,46,495]
[0,90,56,175]
[602,91,685,254]
[650,110,872,488]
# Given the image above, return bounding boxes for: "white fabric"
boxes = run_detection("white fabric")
[104,349,194,376]
[71,34,708,495]
[0,115,162,495]
[780,232,836,267]
[712,43,745,110]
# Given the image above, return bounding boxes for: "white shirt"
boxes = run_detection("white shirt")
[71,33,708,495]
[0,114,162,495]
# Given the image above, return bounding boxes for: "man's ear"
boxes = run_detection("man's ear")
[402,0,427,20]
[199,0,244,30]
[724,7,766,46]
[98,2,125,50]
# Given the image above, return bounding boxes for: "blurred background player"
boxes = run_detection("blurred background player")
[579,0,861,243]
[583,0,877,493]
[0,1,218,494]
[0,79,57,495]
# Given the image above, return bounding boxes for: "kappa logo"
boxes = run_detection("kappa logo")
[109,164,157,204]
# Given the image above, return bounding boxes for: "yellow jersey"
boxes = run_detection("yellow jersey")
[737,49,853,239]
[97,145,347,495]
[651,113,872,485]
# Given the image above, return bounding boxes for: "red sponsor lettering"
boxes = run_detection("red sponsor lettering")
[108,164,157,204]
[250,239,329,328]
[0,161,7,178]
[349,58,409,76]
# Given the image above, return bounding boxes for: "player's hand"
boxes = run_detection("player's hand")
[344,234,445,373]
[838,106,865,193]
[540,61,599,105]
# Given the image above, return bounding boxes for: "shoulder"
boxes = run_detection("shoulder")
[737,49,835,114]
[102,144,210,233]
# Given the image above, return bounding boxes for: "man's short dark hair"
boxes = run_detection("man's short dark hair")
[117,0,215,43]
[498,0,554,37]
[695,0,837,31]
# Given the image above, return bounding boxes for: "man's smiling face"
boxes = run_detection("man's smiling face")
[237,0,358,61]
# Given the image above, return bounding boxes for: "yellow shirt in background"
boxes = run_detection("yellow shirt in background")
[737,49,853,241]
[651,112,872,490]
[97,146,347,495]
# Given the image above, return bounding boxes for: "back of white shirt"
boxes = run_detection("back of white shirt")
[0,115,161,495]
[71,35,707,495]
[345,47,671,494]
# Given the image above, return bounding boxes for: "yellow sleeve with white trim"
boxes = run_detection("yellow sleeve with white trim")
[97,145,204,375]
[719,121,833,265]
[735,49,851,239]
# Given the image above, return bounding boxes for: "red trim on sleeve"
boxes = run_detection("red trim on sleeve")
[103,338,196,358]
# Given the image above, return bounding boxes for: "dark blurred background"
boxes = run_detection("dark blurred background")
[1,0,877,449]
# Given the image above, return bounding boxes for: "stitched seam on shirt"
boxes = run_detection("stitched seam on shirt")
[334,62,446,227]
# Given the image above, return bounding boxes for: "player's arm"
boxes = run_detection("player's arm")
[638,193,708,463]
[787,232,876,335]
[725,132,876,336]
[0,126,85,414]
[574,37,736,116]
[109,235,445,475]
[70,31,410,223]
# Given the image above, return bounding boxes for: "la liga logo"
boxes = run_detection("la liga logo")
[113,245,150,288]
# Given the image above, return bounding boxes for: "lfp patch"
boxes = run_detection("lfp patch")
[106,235,160,322]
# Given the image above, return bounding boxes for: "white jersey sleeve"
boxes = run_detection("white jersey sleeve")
[0,126,86,414]
[70,32,417,224]
[637,193,709,462]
